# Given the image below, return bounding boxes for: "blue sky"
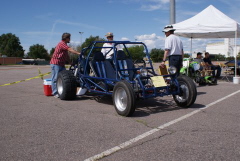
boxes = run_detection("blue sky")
[0,0,240,54]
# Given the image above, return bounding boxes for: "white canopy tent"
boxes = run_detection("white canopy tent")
[173,5,240,38]
[172,5,240,80]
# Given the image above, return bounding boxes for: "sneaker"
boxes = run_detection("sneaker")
[54,94,59,98]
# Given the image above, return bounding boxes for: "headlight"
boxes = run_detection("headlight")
[140,68,148,76]
[168,66,177,75]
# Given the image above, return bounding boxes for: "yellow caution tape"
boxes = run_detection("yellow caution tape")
[0,69,51,87]
[38,68,44,80]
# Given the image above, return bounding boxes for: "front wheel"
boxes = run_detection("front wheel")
[113,80,136,116]
[173,75,197,107]
[57,70,77,100]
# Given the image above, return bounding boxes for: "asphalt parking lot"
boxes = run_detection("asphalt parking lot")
[1,65,240,161]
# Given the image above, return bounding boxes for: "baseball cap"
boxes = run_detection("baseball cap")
[105,32,114,37]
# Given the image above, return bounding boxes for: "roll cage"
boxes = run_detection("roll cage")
[73,41,180,98]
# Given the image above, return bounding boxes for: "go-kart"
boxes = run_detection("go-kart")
[56,41,197,116]
[180,58,217,85]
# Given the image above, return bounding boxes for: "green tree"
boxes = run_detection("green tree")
[214,54,226,61]
[226,56,234,61]
[0,33,24,57]
[77,35,105,52]
[27,44,50,60]
[184,54,190,58]
[125,45,145,61]
[49,48,55,57]
[150,48,164,62]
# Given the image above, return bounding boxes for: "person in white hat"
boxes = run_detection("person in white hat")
[160,25,184,76]
[101,32,122,60]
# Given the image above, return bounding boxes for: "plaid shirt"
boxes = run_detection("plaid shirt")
[50,41,70,66]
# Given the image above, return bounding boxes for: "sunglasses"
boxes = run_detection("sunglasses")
[107,36,113,38]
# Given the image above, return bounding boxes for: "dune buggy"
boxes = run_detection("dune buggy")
[56,41,197,116]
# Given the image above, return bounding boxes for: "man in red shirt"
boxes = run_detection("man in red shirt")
[50,33,80,98]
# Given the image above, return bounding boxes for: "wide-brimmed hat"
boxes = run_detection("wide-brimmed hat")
[105,32,114,37]
[162,25,176,32]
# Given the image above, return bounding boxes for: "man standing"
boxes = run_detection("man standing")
[160,25,184,76]
[50,33,80,98]
[203,52,221,78]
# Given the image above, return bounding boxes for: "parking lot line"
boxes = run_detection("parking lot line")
[84,89,240,161]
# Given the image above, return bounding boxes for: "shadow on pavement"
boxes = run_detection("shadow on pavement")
[75,93,206,117]
[197,92,207,95]
[133,98,181,117]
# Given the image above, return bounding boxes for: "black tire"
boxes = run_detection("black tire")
[57,70,77,100]
[194,70,201,83]
[173,75,197,107]
[113,80,136,116]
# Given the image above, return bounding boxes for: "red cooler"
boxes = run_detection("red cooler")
[43,79,52,96]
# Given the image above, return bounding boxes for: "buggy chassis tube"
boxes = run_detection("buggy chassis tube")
[80,76,116,95]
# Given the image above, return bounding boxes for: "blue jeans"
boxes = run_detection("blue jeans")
[50,64,66,95]
[211,65,221,77]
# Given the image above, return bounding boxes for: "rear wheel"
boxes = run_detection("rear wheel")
[173,75,197,107]
[57,70,77,100]
[113,80,135,116]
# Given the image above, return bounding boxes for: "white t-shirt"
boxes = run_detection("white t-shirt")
[164,34,183,56]
[101,43,122,59]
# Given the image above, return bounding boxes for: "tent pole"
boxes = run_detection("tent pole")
[190,37,192,57]
[234,30,237,77]
[187,37,193,76]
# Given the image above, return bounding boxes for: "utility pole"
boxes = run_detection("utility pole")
[170,0,176,24]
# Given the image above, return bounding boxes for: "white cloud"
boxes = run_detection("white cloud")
[139,0,169,11]
[140,4,162,11]
[132,33,225,53]
[135,33,162,40]
[134,33,165,49]
[121,37,130,41]
[70,41,81,46]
